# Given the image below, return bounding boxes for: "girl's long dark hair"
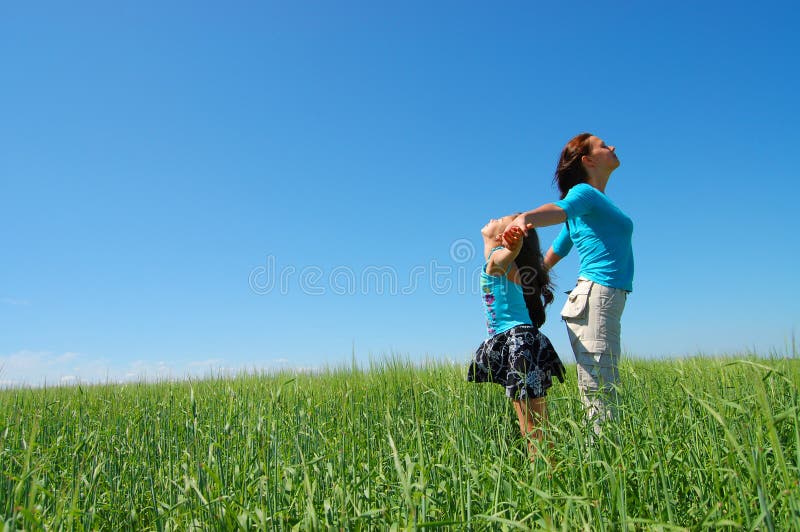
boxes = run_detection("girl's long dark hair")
[554,132,594,199]
[514,229,554,328]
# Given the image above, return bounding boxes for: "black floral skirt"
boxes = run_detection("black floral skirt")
[467,324,565,400]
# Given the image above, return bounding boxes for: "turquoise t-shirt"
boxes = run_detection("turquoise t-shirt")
[552,183,634,292]
[481,248,531,337]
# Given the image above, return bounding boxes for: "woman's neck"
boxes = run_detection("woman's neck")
[586,173,610,194]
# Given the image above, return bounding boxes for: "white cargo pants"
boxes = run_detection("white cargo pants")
[561,278,627,435]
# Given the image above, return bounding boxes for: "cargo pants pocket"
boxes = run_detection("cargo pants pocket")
[561,281,592,320]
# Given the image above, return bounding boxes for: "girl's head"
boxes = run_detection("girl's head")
[553,133,619,199]
[480,214,517,242]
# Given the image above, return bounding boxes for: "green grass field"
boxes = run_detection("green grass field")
[1,355,799,530]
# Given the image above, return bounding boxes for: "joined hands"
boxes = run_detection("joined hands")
[496,222,534,250]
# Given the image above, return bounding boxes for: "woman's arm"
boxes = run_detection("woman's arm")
[516,204,566,231]
[497,203,566,246]
[543,247,562,271]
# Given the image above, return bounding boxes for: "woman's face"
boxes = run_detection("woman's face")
[586,136,620,173]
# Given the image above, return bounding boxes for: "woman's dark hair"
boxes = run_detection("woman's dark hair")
[553,132,594,199]
[514,229,554,328]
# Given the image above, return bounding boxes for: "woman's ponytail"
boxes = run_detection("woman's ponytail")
[553,132,594,199]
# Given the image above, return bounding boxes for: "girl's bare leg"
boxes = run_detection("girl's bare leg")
[512,397,548,461]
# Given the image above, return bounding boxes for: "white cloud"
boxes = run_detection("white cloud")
[1,298,31,307]
[292,366,320,374]
[56,352,81,363]
[0,350,115,387]
[125,360,174,381]
[188,358,224,368]
[1,350,51,369]
[0,350,321,388]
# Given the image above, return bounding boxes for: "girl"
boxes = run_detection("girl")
[468,214,565,460]
[500,133,633,435]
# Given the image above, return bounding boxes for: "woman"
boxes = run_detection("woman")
[499,133,633,435]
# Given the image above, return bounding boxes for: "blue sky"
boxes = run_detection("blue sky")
[2,1,798,385]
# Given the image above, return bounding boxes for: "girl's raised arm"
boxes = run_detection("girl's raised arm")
[486,226,525,276]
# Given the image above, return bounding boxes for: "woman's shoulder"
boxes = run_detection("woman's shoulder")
[559,183,598,202]
[571,183,601,196]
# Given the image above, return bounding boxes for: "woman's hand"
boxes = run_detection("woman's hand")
[496,218,533,248]
[499,225,526,251]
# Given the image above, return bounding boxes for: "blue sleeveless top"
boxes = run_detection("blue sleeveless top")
[481,247,531,337]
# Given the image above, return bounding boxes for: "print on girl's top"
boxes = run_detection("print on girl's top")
[482,283,497,336]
